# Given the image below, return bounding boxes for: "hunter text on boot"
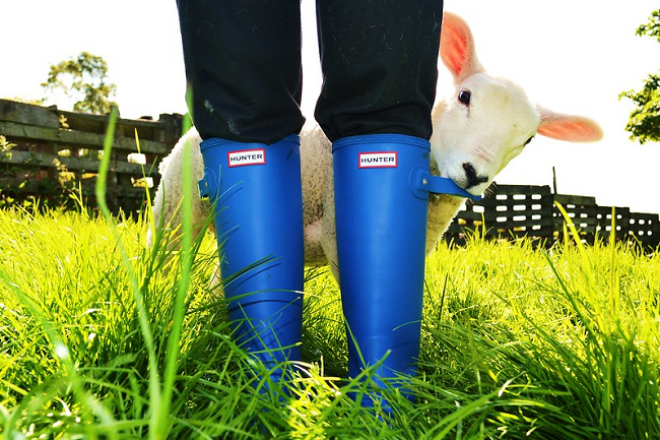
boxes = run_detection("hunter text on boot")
[358,152,398,168]
[228,149,267,167]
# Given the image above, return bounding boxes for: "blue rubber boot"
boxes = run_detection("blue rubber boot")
[333,134,432,407]
[199,135,304,386]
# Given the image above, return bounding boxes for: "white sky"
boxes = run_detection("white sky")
[1,0,659,214]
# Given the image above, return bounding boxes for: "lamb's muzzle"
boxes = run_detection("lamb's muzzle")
[462,162,489,189]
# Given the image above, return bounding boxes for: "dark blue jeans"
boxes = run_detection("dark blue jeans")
[176,0,443,144]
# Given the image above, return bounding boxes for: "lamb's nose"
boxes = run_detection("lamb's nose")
[463,162,489,188]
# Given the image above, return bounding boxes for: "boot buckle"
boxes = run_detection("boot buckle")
[410,166,482,201]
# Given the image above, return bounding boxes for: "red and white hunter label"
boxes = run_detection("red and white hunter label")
[358,152,398,168]
[227,149,266,167]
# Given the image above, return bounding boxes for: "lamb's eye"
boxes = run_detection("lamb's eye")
[458,90,471,106]
[524,136,535,146]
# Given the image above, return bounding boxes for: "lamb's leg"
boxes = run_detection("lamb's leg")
[304,218,325,261]
[148,130,212,256]
[321,177,340,282]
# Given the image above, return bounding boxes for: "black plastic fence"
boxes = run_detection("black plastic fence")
[445,184,660,248]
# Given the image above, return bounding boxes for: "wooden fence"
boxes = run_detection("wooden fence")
[445,184,660,249]
[0,99,182,213]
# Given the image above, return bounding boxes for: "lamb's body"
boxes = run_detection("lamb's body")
[149,13,602,279]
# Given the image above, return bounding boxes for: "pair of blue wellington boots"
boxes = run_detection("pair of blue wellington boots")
[199,132,444,405]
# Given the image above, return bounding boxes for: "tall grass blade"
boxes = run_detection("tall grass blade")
[95,107,164,438]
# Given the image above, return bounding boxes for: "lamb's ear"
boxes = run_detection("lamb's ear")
[440,12,485,83]
[536,106,604,142]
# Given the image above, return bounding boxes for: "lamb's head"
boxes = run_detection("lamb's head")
[430,12,603,196]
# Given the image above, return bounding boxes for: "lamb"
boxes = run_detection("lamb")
[149,12,603,280]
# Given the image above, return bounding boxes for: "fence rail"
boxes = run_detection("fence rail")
[0,99,182,213]
[445,184,660,248]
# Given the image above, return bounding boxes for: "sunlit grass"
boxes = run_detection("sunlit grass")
[0,193,659,437]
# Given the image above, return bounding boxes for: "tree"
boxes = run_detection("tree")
[41,52,117,114]
[620,10,660,144]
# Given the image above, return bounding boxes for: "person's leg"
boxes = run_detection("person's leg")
[315,0,442,142]
[177,0,305,143]
[198,136,304,381]
[177,0,305,385]
[316,0,444,405]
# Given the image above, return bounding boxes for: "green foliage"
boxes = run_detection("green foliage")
[0,135,13,156]
[621,9,660,144]
[636,10,660,41]
[0,207,659,438]
[41,52,117,115]
[620,73,660,144]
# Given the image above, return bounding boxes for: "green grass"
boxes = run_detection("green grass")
[1,201,659,438]
[1,116,659,438]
